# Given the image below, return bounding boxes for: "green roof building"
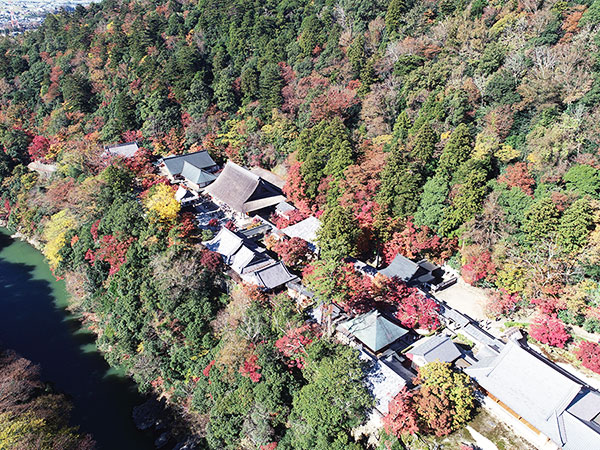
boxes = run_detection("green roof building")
[338,310,409,354]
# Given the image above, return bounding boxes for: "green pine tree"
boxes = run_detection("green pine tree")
[436,123,473,180]
[522,197,561,242]
[317,205,359,262]
[385,0,409,35]
[557,198,593,253]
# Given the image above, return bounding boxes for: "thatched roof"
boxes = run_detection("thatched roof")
[205,161,286,213]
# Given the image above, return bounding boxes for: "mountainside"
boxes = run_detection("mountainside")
[1,0,600,448]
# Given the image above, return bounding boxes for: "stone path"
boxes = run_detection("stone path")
[466,425,498,450]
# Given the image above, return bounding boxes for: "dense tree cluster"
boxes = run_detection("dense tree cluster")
[382,362,475,441]
[1,0,600,445]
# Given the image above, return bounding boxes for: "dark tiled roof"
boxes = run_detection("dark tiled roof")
[180,161,217,185]
[409,334,461,363]
[252,262,298,290]
[162,150,217,176]
[339,311,409,353]
[379,254,420,280]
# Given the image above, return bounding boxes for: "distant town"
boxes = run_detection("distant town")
[0,0,99,33]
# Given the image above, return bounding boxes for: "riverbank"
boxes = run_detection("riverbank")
[0,228,159,449]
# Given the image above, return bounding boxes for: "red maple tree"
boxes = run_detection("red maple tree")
[498,162,535,196]
[575,341,600,374]
[274,324,318,369]
[27,135,51,161]
[239,353,261,383]
[384,277,440,330]
[529,314,570,348]
[382,387,419,438]
[273,237,311,269]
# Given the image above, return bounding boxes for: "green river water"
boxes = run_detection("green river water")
[0,228,155,449]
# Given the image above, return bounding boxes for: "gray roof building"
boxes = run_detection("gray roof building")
[359,349,412,416]
[174,185,198,204]
[438,304,471,328]
[379,254,419,281]
[408,334,462,365]
[161,150,217,177]
[105,141,139,158]
[463,323,504,350]
[203,227,296,290]
[275,201,296,218]
[180,161,217,187]
[281,216,321,249]
[205,161,286,214]
[379,254,444,286]
[249,262,298,290]
[466,341,600,450]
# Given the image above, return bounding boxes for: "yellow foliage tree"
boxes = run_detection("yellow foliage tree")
[144,184,180,222]
[43,209,76,269]
[0,412,46,449]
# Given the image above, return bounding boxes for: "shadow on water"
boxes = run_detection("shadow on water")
[0,230,155,450]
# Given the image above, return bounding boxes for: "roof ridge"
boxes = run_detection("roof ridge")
[227,161,260,180]
[163,149,208,160]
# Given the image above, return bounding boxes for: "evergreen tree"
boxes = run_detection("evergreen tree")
[299,15,324,56]
[347,35,365,77]
[563,164,600,198]
[414,175,450,231]
[288,342,371,449]
[436,124,473,180]
[439,165,488,237]
[557,198,593,253]
[298,119,353,199]
[358,57,377,96]
[409,121,438,174]
[113,92,138,131]
[317,205,359,261]
[377,146,423,219]
[324,140,354,178]
[522,197,560,242]
[259,62,283,112]
[392,110,412,146]
[213,68,237,113]
[61,73,94,113]
[240,62,259,104]
[186,72,211,118]
[385,0,408,34]
[139,85,180,136]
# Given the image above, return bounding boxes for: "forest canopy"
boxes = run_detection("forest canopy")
[1,0,600,447]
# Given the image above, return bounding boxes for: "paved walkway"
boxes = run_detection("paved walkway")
[434,277,488,321]
[466,425,498,450]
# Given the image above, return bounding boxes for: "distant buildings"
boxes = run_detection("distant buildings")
[1,0,102,32]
